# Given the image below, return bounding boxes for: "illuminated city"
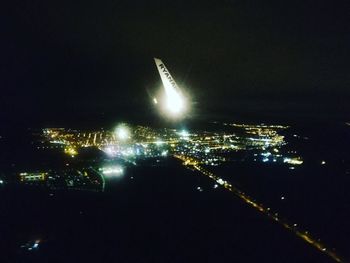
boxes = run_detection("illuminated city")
[2,1,350,263]
[31,122,304,187]
[4,122,346,262]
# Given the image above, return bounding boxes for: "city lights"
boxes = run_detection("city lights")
[42,122,301,167]
[178,129,190,138]
[20,240,41,251]
[99,166,124,177]
[175,153,343,263]
[64,146,78,157]
[283,157,303,165]
[14,121,343,263]
[19,172,47,182]
[103,146,117,157]
[115,124,131,141]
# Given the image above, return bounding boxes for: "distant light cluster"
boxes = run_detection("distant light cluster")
[41,122,302,168]
[99,166,123,177]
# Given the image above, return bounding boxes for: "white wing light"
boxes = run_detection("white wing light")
[154,58,188,118]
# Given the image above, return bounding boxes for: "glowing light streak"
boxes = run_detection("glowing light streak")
[283,157,303,165]
[154,58,188,118]
[174,154,344,263]
[99,166,124,177]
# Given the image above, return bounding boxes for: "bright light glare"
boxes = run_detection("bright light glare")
[283,157,303,165]
[154,58,188,118]
[164,86,186,115]
[33,242,39,249]
[155,139,164,145]
[115,124,130,141]
[121,148,135,156]
[178,129,189,137]
[100,166,124,177]
[64,146,78,156]
[104,146,117,157]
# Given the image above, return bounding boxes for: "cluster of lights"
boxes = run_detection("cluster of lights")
[99,166,124,177]
[20,240,41,251]
[19,172,47,182]
[283,157,303,165]
[64,146,78,157]
[104,146,118,157]
[43,122,304,169]
[178,129,190,139]
[115,124,131,141]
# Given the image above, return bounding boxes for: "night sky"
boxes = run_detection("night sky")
[2,0,350,126]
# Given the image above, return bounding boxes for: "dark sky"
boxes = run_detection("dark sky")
[2,0,350,126]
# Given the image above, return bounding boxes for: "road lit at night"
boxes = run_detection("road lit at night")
[174,154,344,263]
